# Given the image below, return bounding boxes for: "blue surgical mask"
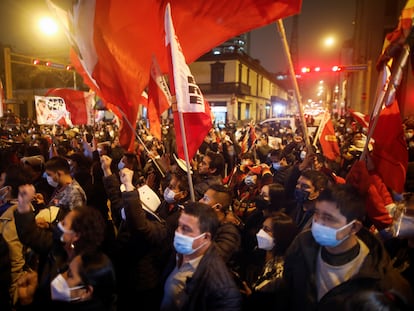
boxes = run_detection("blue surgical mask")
[272,162,281,170]
[46,175,59,188]
[118,161,125,170]
[173,231,206,255]
[311,219,356,248]
[163,188,177,204]
[256,229,274,251]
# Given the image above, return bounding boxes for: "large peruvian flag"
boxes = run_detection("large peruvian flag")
[165,3,212,160]
[46,0,302,152]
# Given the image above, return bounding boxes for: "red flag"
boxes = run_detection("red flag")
[319,116,340,161]
[45,89,95,126]
[147,56,172,140]
[348,109,369,129]
[370,99,408,193]
[165,4,212,160]
[46,0,302,152]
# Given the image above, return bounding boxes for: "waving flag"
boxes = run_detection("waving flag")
[165,4,212,160]
[46,0,302,152]
[348,109,370,129]
[318,111,340,161]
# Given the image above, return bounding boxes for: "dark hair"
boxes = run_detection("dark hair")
[207,183,233,210]
[344,289,409,311]
[70,206,106,254]
[122,152,140,172]
[316,184,366,222]
[205,151,224,176]
[4,164,30,197]
[173,172,190,199]
[78,251,117,310]
[183,202,219,239]
[300,169,329,192]
[45,156,70,174]
[267,183,288,212]
[268,212,298,256]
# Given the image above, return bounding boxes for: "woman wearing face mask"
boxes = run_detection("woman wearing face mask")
[17,250,116,311]
[240,212,298,310]
[14,184,106,309]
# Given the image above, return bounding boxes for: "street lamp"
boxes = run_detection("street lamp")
[38,17,58,36]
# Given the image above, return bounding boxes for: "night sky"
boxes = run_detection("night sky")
[249,0,356,73]
[0,0,356,73]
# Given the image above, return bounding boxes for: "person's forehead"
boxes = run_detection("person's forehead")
[298,176,313,186]
[203,189,216,200]
[179,212,200,230]
[315,200,343,218]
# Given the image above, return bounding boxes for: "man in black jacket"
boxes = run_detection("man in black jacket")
[283,184,413,311]
[161,202,241,311]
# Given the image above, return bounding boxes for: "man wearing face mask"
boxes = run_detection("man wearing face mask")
[291,169,329,233]
[283,184,414,311]
[43,156,87,214]
[161,202,241,310]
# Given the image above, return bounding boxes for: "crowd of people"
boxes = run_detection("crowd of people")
[0,112,413,311]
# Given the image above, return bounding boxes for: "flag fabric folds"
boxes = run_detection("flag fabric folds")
[371,98,408,194]
[318,111,340,161]
[46,0,302,151]
[45,89,96,126]
[165,3,212,160]
[147,56,172,140]
[348,109,370,129]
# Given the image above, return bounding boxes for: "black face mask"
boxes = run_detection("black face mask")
[255,195,270,211]
[294,188,310,204]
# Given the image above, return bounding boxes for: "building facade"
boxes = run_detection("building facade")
[190,51,291,127]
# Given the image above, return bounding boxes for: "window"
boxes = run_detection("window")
[211,61,225,84]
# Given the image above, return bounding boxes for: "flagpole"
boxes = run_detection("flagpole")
[119,110,166,178]
[276,19,311,150]
[177,110,196,202]
[360,44,410,161]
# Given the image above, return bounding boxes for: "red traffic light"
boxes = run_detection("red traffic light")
[66,65,73,70]
[33,59,41,65]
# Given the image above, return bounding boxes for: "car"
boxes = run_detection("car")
[259,117,297,133]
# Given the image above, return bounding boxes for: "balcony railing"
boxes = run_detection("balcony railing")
[198,82,251,96]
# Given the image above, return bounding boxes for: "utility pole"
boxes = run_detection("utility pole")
[4,47,13,99]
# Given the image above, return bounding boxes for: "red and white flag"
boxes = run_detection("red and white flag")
[45,89,96,126]
[46,0,302,152]
[348,109,370,129]
[165,3,212,160]
[147,56,172,140]
[318,111,340,161]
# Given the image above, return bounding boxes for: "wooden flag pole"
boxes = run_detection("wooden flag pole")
[276,19,311,150]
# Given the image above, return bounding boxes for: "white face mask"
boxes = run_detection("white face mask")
[256,229,275,251]
[50,274,84,302]
[46,175,59,188]
[164,187,177,204]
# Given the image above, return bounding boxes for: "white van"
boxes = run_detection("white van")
[259,117,297,133]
